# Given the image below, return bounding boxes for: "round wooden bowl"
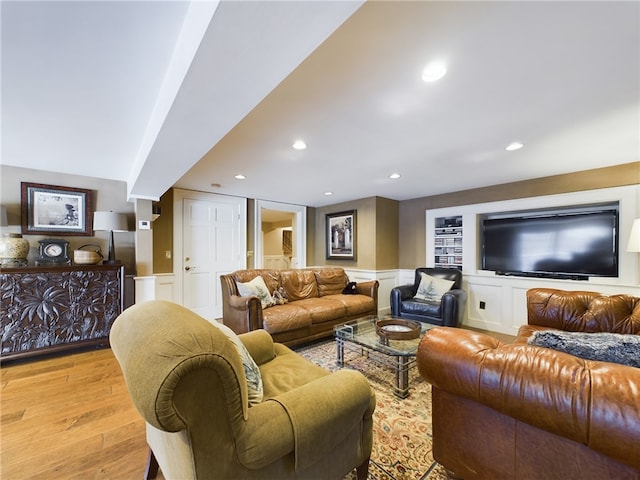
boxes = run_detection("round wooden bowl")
[375,319,421,341]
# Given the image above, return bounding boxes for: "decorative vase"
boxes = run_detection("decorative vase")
[0,233,30,267]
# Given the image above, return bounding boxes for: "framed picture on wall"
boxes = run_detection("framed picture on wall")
[326,210,356,260]
[21,182,93,236]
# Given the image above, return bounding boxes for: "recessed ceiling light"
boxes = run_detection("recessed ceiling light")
[505,142,524,151]
[421,61,447,82]
[324,191,333,196]
[293,140,307,150]
[389,173,401,179]
[234,174,246,180]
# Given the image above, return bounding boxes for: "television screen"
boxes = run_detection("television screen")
[481,209,618,279]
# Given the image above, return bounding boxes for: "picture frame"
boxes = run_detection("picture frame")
[21,182,93,236]
[326,210,356,260]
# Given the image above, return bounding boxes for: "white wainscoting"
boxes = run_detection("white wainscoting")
[263,255,291,270]
[464,273,640,336]
[133,267,639,337]
[134,274,176,304]
[344,268,402,316]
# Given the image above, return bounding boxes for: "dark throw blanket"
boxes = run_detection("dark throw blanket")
[528,330,640,368]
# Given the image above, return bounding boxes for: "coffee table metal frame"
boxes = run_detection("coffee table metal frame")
[334,315,436,398]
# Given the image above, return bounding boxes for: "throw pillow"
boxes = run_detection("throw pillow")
[236,276,275,309]
[210,320,264,406]
[414,272,454,303]
[528,330,640,368]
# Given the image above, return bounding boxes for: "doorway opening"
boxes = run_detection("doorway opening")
[254,200,306,269]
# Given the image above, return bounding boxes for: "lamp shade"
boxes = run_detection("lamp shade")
[0,206,7,227]
[627,218,640,252]
[93,211,128,232]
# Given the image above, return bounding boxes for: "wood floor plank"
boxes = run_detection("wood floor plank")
[0,348,150,480]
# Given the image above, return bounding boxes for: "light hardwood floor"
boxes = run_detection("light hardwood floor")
[0,328,514,480]
[1,347,149,480]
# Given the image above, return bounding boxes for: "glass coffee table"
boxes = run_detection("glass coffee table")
[334,315,437,398]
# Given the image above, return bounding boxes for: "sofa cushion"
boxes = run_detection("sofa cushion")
[414,272,454,303]
[210,320,264,406]
[236,275,275,309]
[528,330,640,368]
[402,298,441,317]
[314,268,348,296]
[281,269,318,301]
[325,294,376,317]
[262,304,312,334]
[259,345,329,400]
[296,297,347,324]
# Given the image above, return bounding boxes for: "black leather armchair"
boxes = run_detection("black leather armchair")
[390,268,467,327]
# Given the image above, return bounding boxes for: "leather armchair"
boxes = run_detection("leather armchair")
[417,288,640,479]
[390,267,466,327]
[110,300,375,480]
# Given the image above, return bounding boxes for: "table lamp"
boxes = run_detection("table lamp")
[93,211,128,264]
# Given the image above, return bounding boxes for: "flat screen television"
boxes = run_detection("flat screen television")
[481,207,619,280]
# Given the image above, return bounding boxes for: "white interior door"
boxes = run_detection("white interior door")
[178,192,246,320]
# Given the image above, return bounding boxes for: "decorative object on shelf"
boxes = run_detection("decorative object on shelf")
[434,215,463,270]
[0,206,30,267]
[93,211,128,264]
[35,239,71,266]
[21,182,93,236]
[326,210,356,260]
[73,244,103,265]
[627,218,640,252]
[376,318,421,343]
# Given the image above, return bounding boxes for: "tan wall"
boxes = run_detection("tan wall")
[376,197,400,270]
[307,207,317,265]
[0,165,136,274]
[312,196,399,270]
[398,161,640,268]
[152,189,174,273]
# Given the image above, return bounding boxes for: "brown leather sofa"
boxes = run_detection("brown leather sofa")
[417,288,640,479]
[220,267,378,347]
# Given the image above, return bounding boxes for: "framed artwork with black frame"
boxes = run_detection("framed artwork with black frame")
[326,210,356,260]
[21,182,93,236]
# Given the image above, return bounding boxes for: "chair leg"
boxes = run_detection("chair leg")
[145,448,159,480]
[356,457,370,480]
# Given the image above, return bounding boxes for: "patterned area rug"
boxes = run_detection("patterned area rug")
[295,340,448,480]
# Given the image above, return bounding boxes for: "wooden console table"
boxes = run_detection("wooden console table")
[0,264,124,362]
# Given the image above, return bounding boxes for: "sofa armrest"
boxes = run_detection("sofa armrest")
[390,284,414,316]
[356,280,379,312]
[269,369,375,470]
[417,327,640,470]
[356,280,379,298]
[234,369,375,470]
[238,329,276,366]
[440,288,467,327]
[223,294,263,334]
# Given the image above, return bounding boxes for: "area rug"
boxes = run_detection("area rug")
[294,340,448,480]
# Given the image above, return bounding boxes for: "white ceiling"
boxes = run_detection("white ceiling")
[2,1,639,208]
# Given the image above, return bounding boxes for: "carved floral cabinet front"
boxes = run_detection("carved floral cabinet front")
[0,264,124,361]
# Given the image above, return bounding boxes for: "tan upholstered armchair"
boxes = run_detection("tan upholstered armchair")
[110,300,375,480]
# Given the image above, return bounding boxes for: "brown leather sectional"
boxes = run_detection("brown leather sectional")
[220,267,378,347]
[417,288,640,479]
